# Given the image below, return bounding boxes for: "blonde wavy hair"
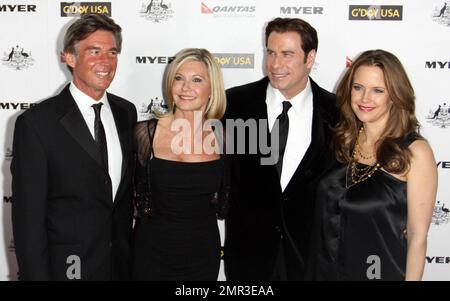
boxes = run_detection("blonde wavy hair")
[161,48,226,120]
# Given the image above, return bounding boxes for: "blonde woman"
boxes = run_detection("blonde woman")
[132,48,228,280]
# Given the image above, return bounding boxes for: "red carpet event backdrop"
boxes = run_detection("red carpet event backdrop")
[0,0,449,280]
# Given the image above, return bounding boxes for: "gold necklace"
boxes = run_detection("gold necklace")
[355,143,375,160]
[349,161,380,186]
[354,127,376,160]
[347,127,380,188]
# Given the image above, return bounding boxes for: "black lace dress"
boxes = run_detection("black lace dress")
[132,120,228,281]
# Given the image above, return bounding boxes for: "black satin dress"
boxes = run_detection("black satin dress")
[311,137,417,281]
[133,157,222,281]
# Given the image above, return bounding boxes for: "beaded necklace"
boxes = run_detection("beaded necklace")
[346,127,380,188]
[355,140,375,160]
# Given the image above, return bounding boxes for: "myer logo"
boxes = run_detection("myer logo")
[349,5,403,20]
[135,56,175,64]
[280,6,323,15]
[426,256,450,264]
[0,4,36,12]
[60,2,111,17]
[0,102,36,110]
[425,61,450,69]
[437,161,450,168]
[4,196,12,204]
[201,2,255,18]
[213,53,254,69]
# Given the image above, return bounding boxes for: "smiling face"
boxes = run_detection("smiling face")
[65,30,118,100]
[351,65,392,130]
[171,60,211,114]
[266,31,315,99]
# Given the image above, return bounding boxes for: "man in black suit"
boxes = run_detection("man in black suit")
[11,14,137,280]
[224,18,337,280]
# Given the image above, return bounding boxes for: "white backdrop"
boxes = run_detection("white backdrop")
[1,0,449,281]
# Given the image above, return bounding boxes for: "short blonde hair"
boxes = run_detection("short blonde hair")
[162,48,226,120]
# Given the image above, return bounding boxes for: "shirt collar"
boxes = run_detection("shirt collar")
[267,77,313,116]
[69,81,110,114]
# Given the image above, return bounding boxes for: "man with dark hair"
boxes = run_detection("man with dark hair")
[11,14,136,280]
[224,17,337,280]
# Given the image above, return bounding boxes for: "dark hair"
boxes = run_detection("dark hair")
[334,49,422,174]
[265,17,318,62]
[63,14,122,71]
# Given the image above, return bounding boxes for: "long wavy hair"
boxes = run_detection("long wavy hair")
[334,49,422,174]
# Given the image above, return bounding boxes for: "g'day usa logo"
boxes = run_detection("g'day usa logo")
[426,102,450,128]
[431,1,450,26]
[2,45,34,70]
[139,0,174,23]
[213,53,254,69]
[60,2,112,17]
[349,5,403,20]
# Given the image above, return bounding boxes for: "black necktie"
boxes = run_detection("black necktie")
[92,103,108,169]
[275,101,292,177]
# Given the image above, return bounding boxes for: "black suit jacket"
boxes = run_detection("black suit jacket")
[11,84,137,280]
[224,77,337,280]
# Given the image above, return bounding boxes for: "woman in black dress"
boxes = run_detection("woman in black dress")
[310,50,437,281]
[132,48,229,280]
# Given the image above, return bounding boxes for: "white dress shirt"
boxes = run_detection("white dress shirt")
[266,79,313,191]
[69,82,123,201]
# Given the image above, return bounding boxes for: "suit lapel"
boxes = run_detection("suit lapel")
[245,78,271,157]
[254,84,269,121]
[108,95,133,203]
[283,79,327,194]
[250,78,281,190]
[58,85,106,170]
[108,95,131,181]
